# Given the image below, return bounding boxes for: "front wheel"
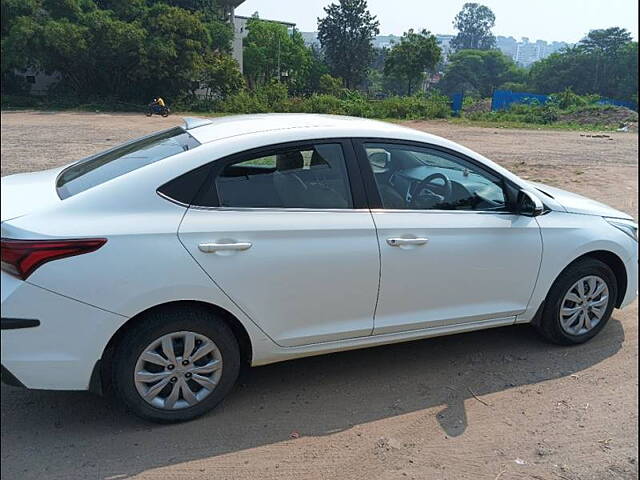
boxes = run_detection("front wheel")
[109,305,241,422]
[535,258,617,345]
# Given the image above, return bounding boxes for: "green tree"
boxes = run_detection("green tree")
[578,27,634,96]
[529,48,585,94]
[579,27,632,54]
[1,0,40,36]
[450,3,496,51]
[290,44,332,95]
[438,49,525,97]
[529,28,637,101]
[317,0,380,89]
[242,17,311,90]
[199,52,244,99]
[135,4,211,98]
[1,10,42,77]
[383,29,441,95]
[1,0,241,101]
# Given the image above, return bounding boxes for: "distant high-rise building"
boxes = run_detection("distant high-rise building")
[435,34,455,63]
[494,36,570,66]
[300,32,320,48]
[299,31,570,68]
[496,36,518,60]
[515,38,540,66]
[373,35,401,48]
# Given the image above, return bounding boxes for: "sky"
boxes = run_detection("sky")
[235,0,639,43]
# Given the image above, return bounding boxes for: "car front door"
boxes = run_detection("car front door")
[354,140,543,335]
[178,140,380,347]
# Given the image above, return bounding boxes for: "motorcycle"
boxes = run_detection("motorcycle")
[146,104,170,117]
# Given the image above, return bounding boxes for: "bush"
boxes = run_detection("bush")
[255,81,289,111]
[1,95,43,109]
[0,94,147,111]
[174,97,217,112]
[318,74,343,96]
[461,89,623,126]
[300,94,346,115]
[548,88,599,110]
[465,102,558,125]
[340,90,374,117]
[3,87,452,121]
[217,90,268,113]
[375,93,450,119]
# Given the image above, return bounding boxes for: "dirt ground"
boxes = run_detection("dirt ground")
[1,111,638,480]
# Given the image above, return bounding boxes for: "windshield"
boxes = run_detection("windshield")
[56,127,200,199]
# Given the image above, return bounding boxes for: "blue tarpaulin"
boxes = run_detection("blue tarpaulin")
[491,90,549,111]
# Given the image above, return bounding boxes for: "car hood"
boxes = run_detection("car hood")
[529,181,634,220]
[1,168,64,223]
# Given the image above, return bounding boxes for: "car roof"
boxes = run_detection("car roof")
[185,113,434,145]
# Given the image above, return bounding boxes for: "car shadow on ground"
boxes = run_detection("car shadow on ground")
[0,319,625,480]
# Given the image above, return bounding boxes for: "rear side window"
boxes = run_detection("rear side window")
[213,143,353,209]
[56,127,200,199]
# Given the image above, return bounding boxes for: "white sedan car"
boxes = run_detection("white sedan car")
[1,114,637,422]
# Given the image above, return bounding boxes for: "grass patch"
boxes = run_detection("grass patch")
[446,116,622,132]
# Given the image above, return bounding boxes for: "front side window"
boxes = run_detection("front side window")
[214,143,353,209]
[364,143,507,211]
[57,127,200,199]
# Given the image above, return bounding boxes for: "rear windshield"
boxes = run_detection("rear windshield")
[56,127,200,199]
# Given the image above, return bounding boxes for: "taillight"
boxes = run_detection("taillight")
[0,238,107,280]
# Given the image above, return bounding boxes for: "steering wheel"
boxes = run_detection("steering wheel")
[409,173,453,208]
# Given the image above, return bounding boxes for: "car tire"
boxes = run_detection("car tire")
[535,258,617,345]
[109,304,241,423]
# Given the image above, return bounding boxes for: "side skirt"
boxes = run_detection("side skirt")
[252,316,517,366]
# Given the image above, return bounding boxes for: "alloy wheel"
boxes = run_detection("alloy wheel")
[134,331,223,410]
[559,275,610,336]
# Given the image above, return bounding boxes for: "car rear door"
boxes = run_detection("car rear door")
[354,140,543,335]
[177,139,380,347]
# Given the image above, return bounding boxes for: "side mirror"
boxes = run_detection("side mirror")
[517,190,544,217]
[369,151,391,170]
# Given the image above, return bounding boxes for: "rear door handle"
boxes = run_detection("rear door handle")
[198,242,252,253]
[386,237,429,247]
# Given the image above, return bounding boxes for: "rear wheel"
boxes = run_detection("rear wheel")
[110,306,240,422]
[535,258,617,345]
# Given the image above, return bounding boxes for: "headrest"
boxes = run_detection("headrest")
[276,151,303,171]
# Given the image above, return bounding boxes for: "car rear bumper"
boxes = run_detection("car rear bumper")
[1,271,127,390]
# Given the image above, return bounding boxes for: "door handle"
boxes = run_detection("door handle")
[198,242,252,253]
[386,237,429,247]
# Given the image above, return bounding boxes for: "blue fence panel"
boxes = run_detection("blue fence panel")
[491,90,549,111]
[449,92,464,116]
[492,89,638,112]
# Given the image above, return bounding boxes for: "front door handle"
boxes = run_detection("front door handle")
[198,242,252,253]
[386,237,429,247]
